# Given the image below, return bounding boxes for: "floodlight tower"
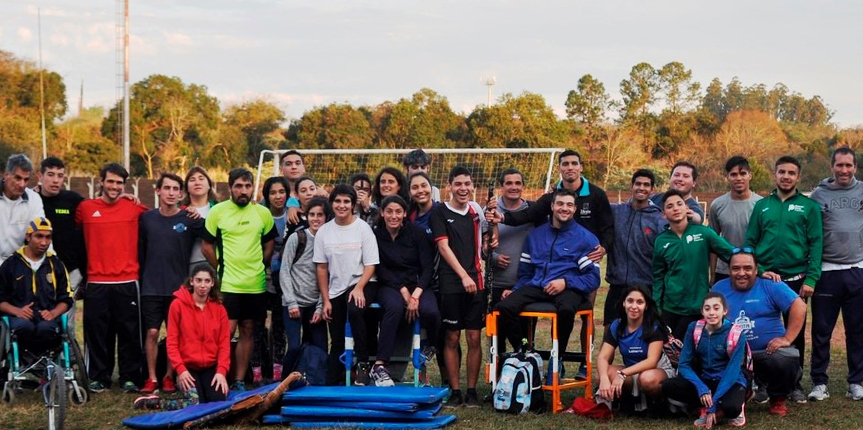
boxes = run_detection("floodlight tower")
[115,0,130,170]
[483,76,496,107]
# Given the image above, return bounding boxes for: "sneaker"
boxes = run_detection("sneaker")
[546,361,566,384]
[140,379,158,394]
[769,397,788,417]
[230,380,246,392]
[808,384,830,401]
[88,381,107,393]
[133,394,161,410]
[846,383,863,401]
[273,363,283,381]
[693,408,709,427]
[122,381,139,393]
[728,404,746,427]
[464,390,480,408]
[575,363,586,380]
[354,363,372,386]
[370,365,395,387]
[252,366,263,384]
[444,390,463,408]
[161,376,177,394]
[751,385,769,404]
[789,388,807,404]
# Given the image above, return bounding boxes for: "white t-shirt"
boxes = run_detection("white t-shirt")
[189,204,211,267]
[26,254,46,273]
[313,217,379,299]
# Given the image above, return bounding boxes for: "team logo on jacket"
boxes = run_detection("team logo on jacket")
[788,204,805,213]
[580,202,591,216]
[173,223,187,233]
[685,234,703,243]
[92,210,102,218]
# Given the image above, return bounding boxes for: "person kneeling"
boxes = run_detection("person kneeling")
[597,286,674,414]
[135,264,230,410]
[662,293,749,428]
[496,189,601,368]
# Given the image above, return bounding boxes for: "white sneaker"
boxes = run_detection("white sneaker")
[808,384,830,401]
[728,404,746,427]
[370,365,395,387]
[846,384,863,401]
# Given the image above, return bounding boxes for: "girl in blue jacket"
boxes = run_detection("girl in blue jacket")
[661,292,749,428]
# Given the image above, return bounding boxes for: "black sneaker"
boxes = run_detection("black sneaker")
[354,363,372,386]
[445,390,463,408]
[464,390,480,408]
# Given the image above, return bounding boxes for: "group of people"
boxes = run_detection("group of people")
[0,146,860,427]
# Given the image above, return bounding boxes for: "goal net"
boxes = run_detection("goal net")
[255,148,564,202]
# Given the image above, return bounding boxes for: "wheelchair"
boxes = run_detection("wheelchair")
[0,312,90,430]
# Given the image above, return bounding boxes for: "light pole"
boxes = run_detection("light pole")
[483,76,496,107]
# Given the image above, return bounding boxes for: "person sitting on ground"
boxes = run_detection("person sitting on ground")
[370,195,440,386]
[712,249,805,417]
[661,292,749,428]
[134,264,230,410]
[496,189,601,375]
[597,285,674,413]
[0,217,72,351]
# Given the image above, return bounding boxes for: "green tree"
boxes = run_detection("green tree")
[468,92,568,148]
[51,107,117,175]
[102,74,220,178]
[619,62,659,124]
[657,62,700,114]
[223,99,286,165]
[565,74,614,129]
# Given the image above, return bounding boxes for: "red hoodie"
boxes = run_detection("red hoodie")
[167,287,230,376]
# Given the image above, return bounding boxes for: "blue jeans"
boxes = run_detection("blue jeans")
[283,306,328,352]
[7,315,61,347]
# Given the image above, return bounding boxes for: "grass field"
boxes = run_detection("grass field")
[0,281,860,430]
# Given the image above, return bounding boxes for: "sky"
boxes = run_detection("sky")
[1,0,862,127]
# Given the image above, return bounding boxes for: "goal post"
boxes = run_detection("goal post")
[255,148,565,202]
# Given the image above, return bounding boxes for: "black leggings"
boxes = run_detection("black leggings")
[662,376,746,418]
[189,366,227,403]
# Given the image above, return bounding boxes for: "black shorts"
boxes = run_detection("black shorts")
[440,291,487,331]
[142,296,174,330]
[221,292,267,322]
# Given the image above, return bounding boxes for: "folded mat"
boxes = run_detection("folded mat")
[287,401,420,412]
[279,403,442,420]
[123,383,279,429]
[262,414,457,429]
[282,386,449,404]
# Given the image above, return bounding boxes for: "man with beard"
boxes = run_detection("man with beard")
[744,155,823,403]
[650,161,704,224]
[496,189,601,377]
[76,163,149,393]
[202,168,277,391]
[807,147,863,402]
[712,250,806,417]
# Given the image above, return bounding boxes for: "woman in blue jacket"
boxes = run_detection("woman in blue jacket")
[661,292,749,428]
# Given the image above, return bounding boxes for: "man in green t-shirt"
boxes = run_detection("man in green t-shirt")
[652,189,734,339]
[202,168,276,391]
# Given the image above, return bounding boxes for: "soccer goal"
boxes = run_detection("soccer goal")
[255,148,565,202]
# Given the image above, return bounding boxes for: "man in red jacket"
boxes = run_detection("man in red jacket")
[76,163,148,393]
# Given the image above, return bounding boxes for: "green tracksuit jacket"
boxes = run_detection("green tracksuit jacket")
[652,223,734,316]
[743,189,823,288]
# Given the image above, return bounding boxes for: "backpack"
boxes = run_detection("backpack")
[282,343,328,386]
[692,320,753,378]
[493,349,545,414]
[292,229,308,266]
[662,326,684,367]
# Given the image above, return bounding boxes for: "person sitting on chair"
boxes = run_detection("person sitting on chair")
[496,189,601,358]
[0,217,73,351]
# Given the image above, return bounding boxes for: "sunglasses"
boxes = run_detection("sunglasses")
[731,247,754,255]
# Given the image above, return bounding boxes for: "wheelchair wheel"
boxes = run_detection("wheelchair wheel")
[1,382,15,405]
[67,338,90,397]
[45,362,66,430]
[68,382,88,406]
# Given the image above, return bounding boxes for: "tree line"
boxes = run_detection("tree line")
[1,49,861,191]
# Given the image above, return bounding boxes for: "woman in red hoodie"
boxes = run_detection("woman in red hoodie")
[134,264,230,410]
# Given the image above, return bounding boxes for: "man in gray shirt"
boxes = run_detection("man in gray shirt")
[807,146,863,402]
[709,156,762,283]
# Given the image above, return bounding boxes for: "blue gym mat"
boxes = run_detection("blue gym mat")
[288,401,421,412]
[280,403,442,420]
[282,386,449,404]
[123,383,279,429]
[262,414,458,428]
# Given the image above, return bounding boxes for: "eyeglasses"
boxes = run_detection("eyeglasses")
[731,247,754,255]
